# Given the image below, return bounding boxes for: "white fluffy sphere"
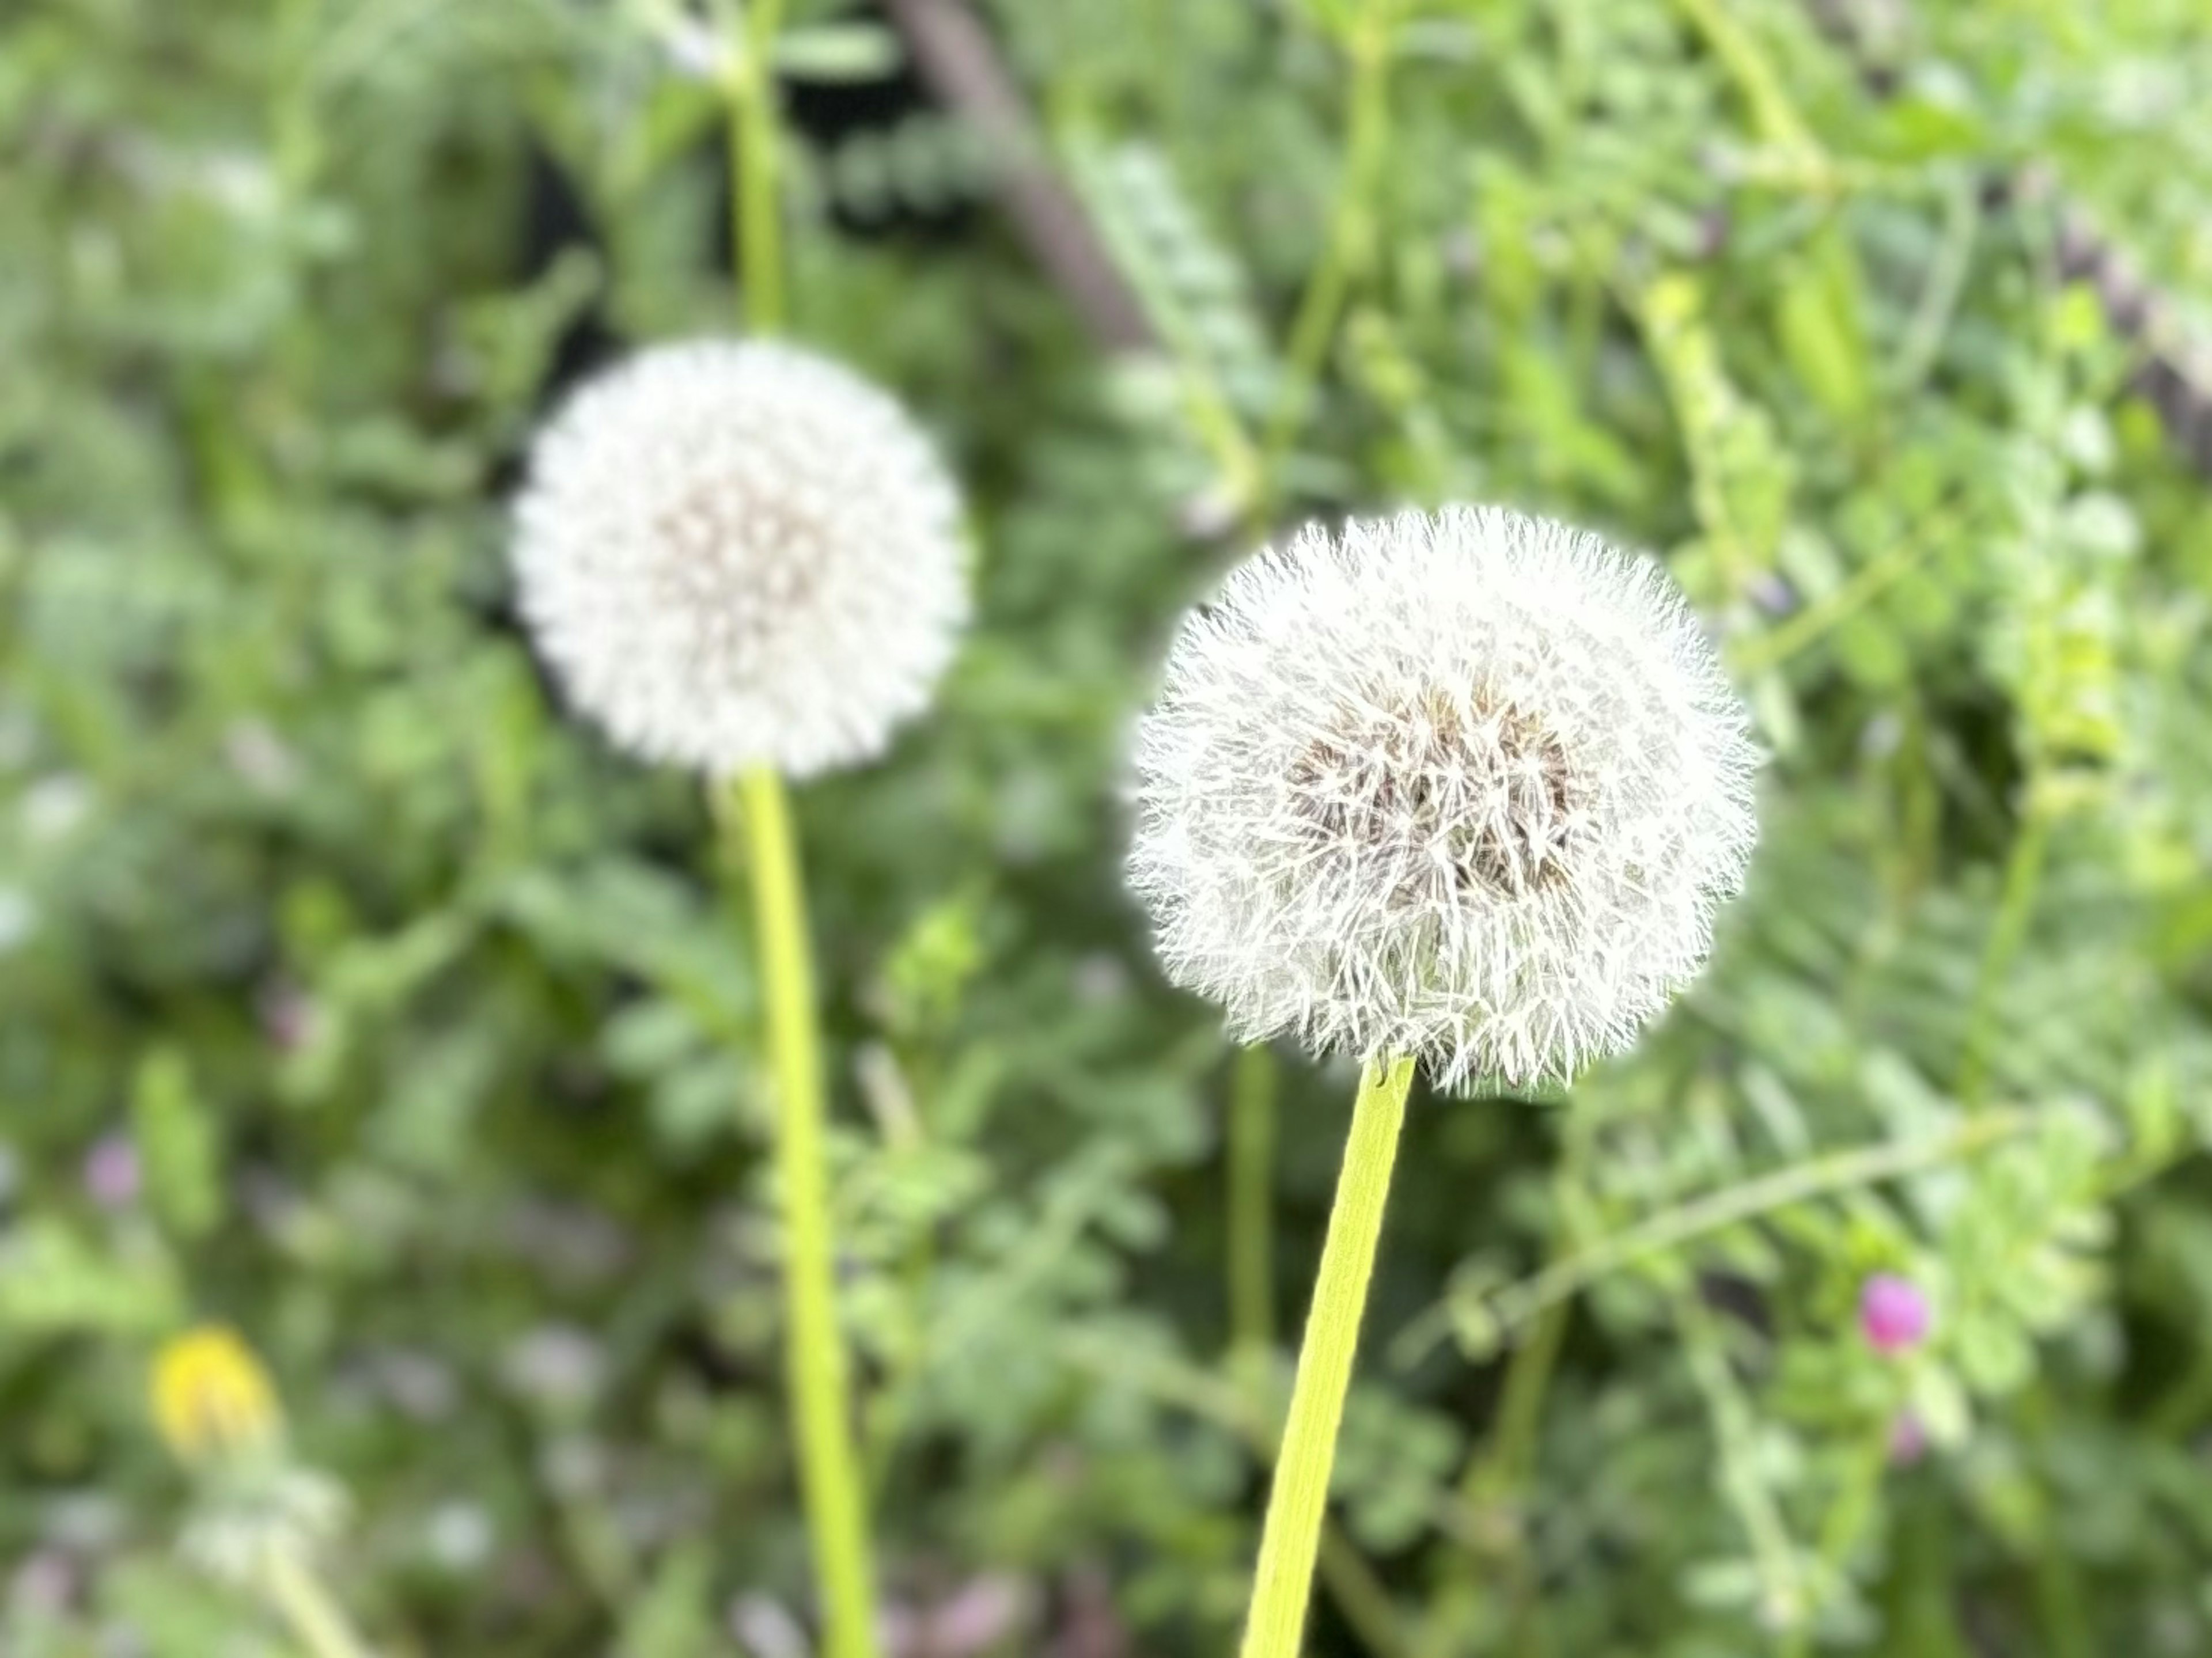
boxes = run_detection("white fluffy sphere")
[511,339,967,778]
[1129,506,1759,1089]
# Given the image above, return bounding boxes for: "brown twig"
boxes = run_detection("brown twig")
[876,0,1154,352]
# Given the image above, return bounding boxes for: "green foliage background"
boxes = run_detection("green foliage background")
[4,0,2211,1653]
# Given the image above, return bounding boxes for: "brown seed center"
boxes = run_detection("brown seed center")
[1285,685,1578,903]
[649,487,827,682]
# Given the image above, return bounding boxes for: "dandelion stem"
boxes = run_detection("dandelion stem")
[1238,1053,1416,1658]
[1056,1331,1412,1657]
[1229,1043,1279,1367]
[723,0,788,333]
[723,768,880,1658]
[260,1549,374,1658]
[714,12,875,1648]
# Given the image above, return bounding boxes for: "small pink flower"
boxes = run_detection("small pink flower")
[1859,1273,1931,1355]
[257,977,321,1054]
[9,1550,75,1617]
[82,1133,141,1210]
[1887,1409,1929,1466]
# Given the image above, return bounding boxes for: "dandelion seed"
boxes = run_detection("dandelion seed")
[512,339,967,779]
[1130,504,1759,1089]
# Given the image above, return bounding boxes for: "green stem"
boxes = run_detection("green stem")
[1671,0,1818,157]
[1478,1295,1571,1500]
[1260,11,1393,477]
[723,0,788,333]
[1728,504,1965,678]
[2020,1387,2092,1658]
[260,1548,374,1658]
[1317,1526,1410,1658]
[1781,1422,1890,1658]
[724,769,880,1658]
[1889,171,1980,398]
[2148,1345,2212,1439]
[1055,1332,1414,1658]
[1675,1290,1806,1636]
[712,19,872,1648]
[1238,1053,1416,1658]
[1229,1044,1280,1366]
[1399,1113,2029,1363]
[1421,1105,1597,1658]
[1956,795,2051,1110]
[1466,1110,1596,1511]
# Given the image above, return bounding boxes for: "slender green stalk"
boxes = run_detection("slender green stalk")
[1675,1289,1806,1634]
[1956,795,2051,1110]
[1389,1111,2031,1379]
[1462,1112,2028,1349]
[722,769,880,1658]
[1670,0,1819,157]
[1259,9,1394,476]
[1056,1331,1412,1657]
[1238,1053,1416,1658]
[712,15,874,1652]
[1420,1109,1599,1658]
[261,1549,374,1658]
[1412,1298,1570,1658]
[1890,172,1980,397]
[1316,1527,1411,1658]
[2149,1346,2212,1439]
[721,0,789,333]
[1726,507,1960,678]
[1781,1422,1890,1658]
[2020,1386,2093,1658]
[1229,1043,1280,1365]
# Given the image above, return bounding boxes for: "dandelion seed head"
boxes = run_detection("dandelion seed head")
[1128,505,1759,1089]
[512,340,967,778]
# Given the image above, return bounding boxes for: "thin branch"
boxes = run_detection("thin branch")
[876,0,1154,351]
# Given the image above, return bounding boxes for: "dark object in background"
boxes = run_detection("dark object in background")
[1805,0,2212,477]
[514,28,966,411]
[520,144,620,400]
[876,0,1153,351]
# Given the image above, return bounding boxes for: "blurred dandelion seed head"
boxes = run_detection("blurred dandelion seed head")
[151,1326,283,1466]
[512,339,967,779]
[179,1467,349,1589]
[1128,505,1759,1088]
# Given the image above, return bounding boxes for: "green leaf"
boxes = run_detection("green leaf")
[131,1048,221,1242]
[615,1541,717,1658]
[772,22,902,83]
[0,1220,183,1335]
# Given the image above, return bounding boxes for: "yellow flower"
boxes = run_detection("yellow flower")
[151,1325,283,1465]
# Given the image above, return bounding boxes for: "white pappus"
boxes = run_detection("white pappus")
[511,339,967,779]
[1128,504,1759,1089]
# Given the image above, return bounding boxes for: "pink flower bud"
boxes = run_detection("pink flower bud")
[1887,1409,1929,1466]
[82,1133,141,1210]
[1858,1273,1931,1355]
